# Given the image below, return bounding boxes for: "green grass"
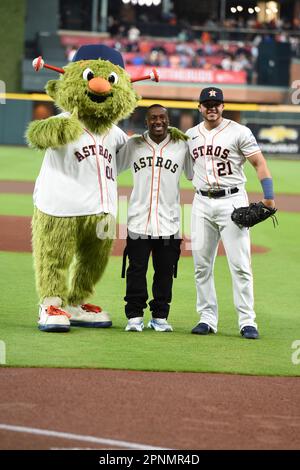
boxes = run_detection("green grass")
[0,212,299,375]
[0,194,34,216]
[244,159,300,194]
[0,145,300,194]
[0,146,44,181]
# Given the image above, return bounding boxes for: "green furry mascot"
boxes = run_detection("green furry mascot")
[26,45,139,332]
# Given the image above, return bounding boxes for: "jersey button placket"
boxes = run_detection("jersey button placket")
[99,161,108,212]
[206,136,216,186]
[151,154,160,237]
[100,136,110,214]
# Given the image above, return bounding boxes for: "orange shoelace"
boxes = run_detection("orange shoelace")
[82,303,102,313]
[47,306,71,318]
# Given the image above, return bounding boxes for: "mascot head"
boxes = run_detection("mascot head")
[33,44,158,134]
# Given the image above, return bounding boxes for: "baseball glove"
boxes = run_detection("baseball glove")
[231,202,278,228]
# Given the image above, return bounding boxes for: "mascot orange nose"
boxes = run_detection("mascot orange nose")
[88,77,111,94]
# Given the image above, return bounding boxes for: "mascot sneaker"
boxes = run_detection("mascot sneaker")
[66,303,112,328]
[125,317,144,332]
[38,305,71,333]
[147,318,173,332]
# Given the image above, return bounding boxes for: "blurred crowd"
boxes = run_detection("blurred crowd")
[62,4,300,85]
[65,28,299,85]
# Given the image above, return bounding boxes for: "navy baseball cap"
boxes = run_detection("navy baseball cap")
[199,87,224,103]
[72,44,125,68]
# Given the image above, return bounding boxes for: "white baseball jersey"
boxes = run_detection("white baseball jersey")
[117,131,193,237]
[33,112,127,217]
[186,118,261,190]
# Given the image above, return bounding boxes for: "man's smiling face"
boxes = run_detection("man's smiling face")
[199,101,224,123]
[146,106,169,142]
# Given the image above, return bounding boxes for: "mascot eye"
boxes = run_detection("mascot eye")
[108,72,119,84]
[83,68,94,81]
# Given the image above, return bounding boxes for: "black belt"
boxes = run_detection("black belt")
[197,187,239,198]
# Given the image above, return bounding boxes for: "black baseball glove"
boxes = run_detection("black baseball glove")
[231,202,278,228]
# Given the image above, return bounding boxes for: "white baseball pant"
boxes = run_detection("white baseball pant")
[191,188,257,332]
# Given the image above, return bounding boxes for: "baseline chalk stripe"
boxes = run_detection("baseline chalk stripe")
[0,424,169,450]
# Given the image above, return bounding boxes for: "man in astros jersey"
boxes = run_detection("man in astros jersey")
[117,105,194,332]
[186,87,276,339]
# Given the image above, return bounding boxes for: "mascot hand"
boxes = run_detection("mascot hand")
[71,106,78,120]
[168,127,188,142]
[26,107,82,150]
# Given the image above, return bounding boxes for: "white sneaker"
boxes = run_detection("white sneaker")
[38,305,71,333]
[125,317,144,332]
[147,318,173,332]
[66,303,112,328]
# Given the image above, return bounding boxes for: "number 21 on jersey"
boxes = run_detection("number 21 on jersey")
[217,161,233,176]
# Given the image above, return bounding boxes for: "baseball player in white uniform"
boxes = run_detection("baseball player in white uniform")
[117,104,193,332]
[186,87,276,339]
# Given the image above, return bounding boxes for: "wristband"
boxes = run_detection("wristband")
[261,178,274,200]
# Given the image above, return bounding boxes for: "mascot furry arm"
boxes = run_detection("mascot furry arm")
[26,105,82,150]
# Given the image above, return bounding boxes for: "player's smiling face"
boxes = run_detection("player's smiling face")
[199,101,224,125]
[146,106,169,143]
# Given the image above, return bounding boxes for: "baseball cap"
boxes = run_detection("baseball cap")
[199,87,224,103]
[72,44,125,69]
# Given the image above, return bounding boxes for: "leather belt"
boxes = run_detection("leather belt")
[196,187,239,198]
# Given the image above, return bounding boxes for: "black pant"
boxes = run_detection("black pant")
[124,233,181,319]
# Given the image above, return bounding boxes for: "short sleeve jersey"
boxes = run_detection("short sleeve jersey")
[186,118,260,190]
[117,131,193,237]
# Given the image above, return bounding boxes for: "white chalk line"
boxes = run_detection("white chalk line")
[0,424,169,450]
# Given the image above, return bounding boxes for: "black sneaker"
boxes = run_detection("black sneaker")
[241,326,259,339]
[191,322,212,335]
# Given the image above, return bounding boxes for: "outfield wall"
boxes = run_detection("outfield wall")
[1,94,300,159]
